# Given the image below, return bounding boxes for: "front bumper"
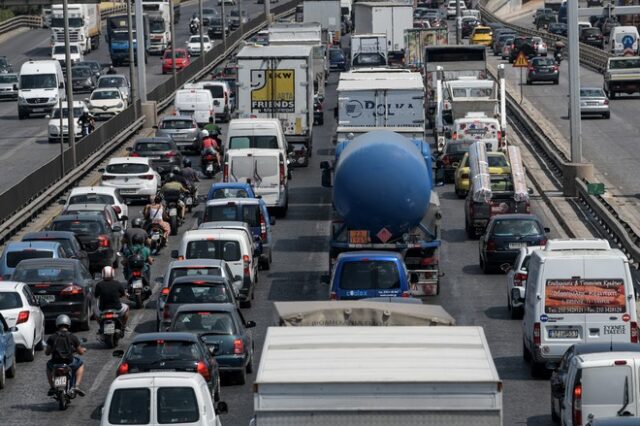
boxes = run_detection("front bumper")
[90,107,123,120]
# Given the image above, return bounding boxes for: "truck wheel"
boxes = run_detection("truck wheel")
[236,368,246,385]
[609,90,616,99]
[523,340,531,363]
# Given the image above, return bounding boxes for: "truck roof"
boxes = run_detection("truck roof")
[355,1,412,7]
[256,326,500,384]
[337,77,425,91]
[237,44,313,58]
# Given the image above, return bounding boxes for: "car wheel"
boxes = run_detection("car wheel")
[78,305,91,331]
[604,112,610,119]
[511,305,524,320]
[236,367,247,385]
[213,374,221,401]
[0,362,5,389]
[35,327,44,351]
[240,299,252,308]
[526,78,531,85]
[246,354,253,374]
[531,361,547,378]
[523,340,531,363]
[480,257,490,274]
[553,79,559,85]
[6,358,15,378]
[551,393,560,423]
[21,335,36,362]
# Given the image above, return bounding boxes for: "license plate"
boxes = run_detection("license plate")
[103,322,115,334]
[32,108,45,113]
[509,242,527,249]
[150,369,175,372]
[548,329,579,339]
[604,325,626,335]
[132,279,143,289]
[148,156,161,160]
[36,295,55,303]
[151,234,160,240]
[54,376,67,387]
[186,197,193,205]
[169,208,177,216]
[206,164,213,172]
[587,102,599,106]
[120,189,137,194]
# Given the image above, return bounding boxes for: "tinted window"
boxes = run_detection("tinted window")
[491,219,542,237]
[71,67,92,78]
[242,205,261,227]
[106,163,150,174]
[157,387,199,424]
[211,188,251,199]
[445,142,471,154]
[204,205,239,222]
[69,193,114,205]
[108,388,151,425]
[13,266,75,282]
[0,74,17,84]
[339,261,400,290]
[581,88,605,97]
[135,142,172,152]
[206,85,224,98]
[609,58,640,69]
[474,28,491,34]
[186,240,241,262]
[160,119,194,130]
[488,155,508,167]
[329,49,343,60]
[168,267,221,284]
[0,292,22,309]
[230,156,278,179]
[229,135,278,149]
[127,340,200,362]
[98,77,126,88]
[167,283,232,304]
[173,311,236,334]
[6,251,54,268]
[20,74,56,90]
[50,219,106,234]
[91,90,120,100]
[582,28,600,35]
[532,58,555,66]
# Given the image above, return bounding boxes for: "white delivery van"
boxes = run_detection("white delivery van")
[561,351,640,425]
[223,148,289,217]
[17,60,66,119]
[224,118,288,159]
[609,26,640,56]
[522,239,638,377]
[186,81,233,122]
[174,88,214,126]
[100,372,227,426]
[353,1,413,54]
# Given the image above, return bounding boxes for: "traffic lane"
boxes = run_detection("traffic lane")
[434,187,562,426]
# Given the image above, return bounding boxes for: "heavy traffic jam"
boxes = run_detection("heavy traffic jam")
[0,0,638,424]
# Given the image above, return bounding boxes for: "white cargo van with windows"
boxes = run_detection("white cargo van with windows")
[174,88,214,127]
[609,26,639,56]
[223,148,289,217]
[522,239,638,377]
[17,60,66,119]
[185,81,233,122]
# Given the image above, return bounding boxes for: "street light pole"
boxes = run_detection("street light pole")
[170,0,177,85]
[568,0,582,162]
[455,0,461,44]
[238,0,243,35]
[221,0,226,51]
[135,0,147,102]
[199,0,205,67]
[126,0,137,106]
[62,0,76,167]
[264,0,271,25]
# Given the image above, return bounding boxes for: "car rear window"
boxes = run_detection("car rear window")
[98,77,125,88]
[228,135,278,150]
[135,142,172,152]
[168,267,221,284]
[544,278,627,314]
[582,28,600,35]
[491,219,542,237]
[230,156,278,179]
[532,58,555,66]
[488,155,508,167]
[186,240,241,262]
[474,28,491,34]
[50,219,106,234]
[108,388,151,425]
[0,292,22,309]
[160,119,194,129]
[69,193,114,205]
[106,163,150,174]
[609,58,640,69]
[172,311,237,334]
[210,188,251,199]
[580,88,605,97]
[203,205,260,226]
[339,261,400,290]
[167,282,232,304]
[205,85,224,98]
[157,387,199,424]
[6,251,54,268]
[13,266,75,282]
[127,340,200,362]
[445,142,471,154]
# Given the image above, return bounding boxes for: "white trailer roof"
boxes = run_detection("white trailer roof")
[338,76,425,91]
[256,326,500,385]
[237,44,313,58]
[355,1,413,7]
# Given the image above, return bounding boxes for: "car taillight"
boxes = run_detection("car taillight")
[161,287,170,296]
[243,254,250,276]
[451,131,457,140]
[552,65,559,72]
[117,362,129,376]
[279,162,285,185]
[539,238,547,246]
[631,322,638,343]
[233,338,244,354]
[513,272,527,286]
[16,310,29,325]
[196,361,210,381]
[572,384,582,425]
[129,152,140,157]
[260,216,267,241]
[533,322,541,345]
[223,164,229,181]
[401,291,410,298]
[486,240,496,251]
[165,151,177,158]
[604,99,609,105]
[140,174,155,180]
[132,270,141,278]
[329,292,337,300]
[61,285,83,295]
[98,234,110,248]
[528,65,535,71]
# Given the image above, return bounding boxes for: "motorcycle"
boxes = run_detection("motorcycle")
[554,49,563,65]
[125,253,151,309]
[97,309,124,348]
[80,119,94,137]
[189,20,199,35]
[147,222,166,255]
[162,190,184,235]
[201,149,220,178]
[50,337,86,410]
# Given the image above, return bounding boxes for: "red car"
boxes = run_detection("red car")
[162,48,191,74]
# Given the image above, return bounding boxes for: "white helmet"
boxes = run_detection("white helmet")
[102,266,115,280]
[201,129,209,138]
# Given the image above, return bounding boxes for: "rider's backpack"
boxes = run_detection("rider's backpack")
[52,331,74,362]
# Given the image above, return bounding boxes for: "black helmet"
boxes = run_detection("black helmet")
[167,172,176,180]
[132,217,143,228]
[183,158,192,168]
[172,166,182,175]
[132,234,145,245]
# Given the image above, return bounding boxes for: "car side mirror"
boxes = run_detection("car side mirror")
[269,217,275,226]
[12,84,17,91]
[544,227,551,233]
[245,320,256,328]
[112,225,122,233]
[57,198,66,205]
[112,349,124,358]
[500,263,512,273]
[215,401,228,415]
[528,187,534,195]
[171,250,179,259]
[234,275,242,282]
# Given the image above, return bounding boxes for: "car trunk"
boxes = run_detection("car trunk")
[103,163,153,194]
[229,154,281,206]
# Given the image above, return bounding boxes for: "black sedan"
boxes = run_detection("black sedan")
[112,332,221,401]
[127,137,182,176]
[461,17,480,38]
[579,27,604,48]
[11,258,96,330]
[48,213,122,273]
[169,303,256,385]
[526,56,559,85]
[548,22,567,36]
[509,36,536,62]
[478,214,549,273]
[71,65,97,93]
[436,141,471,183]
[21,230,91,271]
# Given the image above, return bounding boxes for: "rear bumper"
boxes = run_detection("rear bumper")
[484,250,520,266]
[528,72,558,81]
[216,354,248,370]
[43,300,88,322]
[87,248,115,268]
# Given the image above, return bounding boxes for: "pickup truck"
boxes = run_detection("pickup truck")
[603,56,640,99]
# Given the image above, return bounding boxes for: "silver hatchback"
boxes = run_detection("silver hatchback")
[0,73,18,100]
[154,115,202,152]
[580,87,610,119]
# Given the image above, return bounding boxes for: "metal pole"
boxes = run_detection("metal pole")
[59,97,65,176]
[199,0,204,68]
[455,0,461,44]
[62,0,76,167]
[568,0,582,163]
[170,0,177,85]
[238,0,243,35]
[520,67,523,104]
[135,0,147,102]
[126,0,137,106]
[221,0,226,50]
[264,0,271,25]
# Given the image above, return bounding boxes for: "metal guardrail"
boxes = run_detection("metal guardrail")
[0,15,42,34]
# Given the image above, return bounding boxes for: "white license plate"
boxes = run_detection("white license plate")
[151,234,160,240]
[148,156,161,160]
[150,369,175,372]
[186,197,193,205]
[32,108,45,113]
[54,376,67,387]
[103,322,115,334]
[587,102,599,106]
[120,189,137,194]
[604,325,626,335]
[132,279,143,289]
[37,295,55,303]
[206,164,213,172]
[509,242,527,249]
[548,329,579,339]
[169,208,177,216]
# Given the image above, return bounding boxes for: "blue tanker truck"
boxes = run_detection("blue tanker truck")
[321,130,442,296]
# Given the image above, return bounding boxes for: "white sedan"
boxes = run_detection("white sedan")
[0,282,45,362]
[186,35,213,56]
[86,88,127,120]
[99,157,161,203]
[504,245,544,319]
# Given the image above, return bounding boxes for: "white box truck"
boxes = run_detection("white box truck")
[350,33,387,68]
[353,1,413,55]
[50,3,101,54]
[236,45,314,167]
[142,1,172,54]
[252,326,503,425]
[303,0,342,43]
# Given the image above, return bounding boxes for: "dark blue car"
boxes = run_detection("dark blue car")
[0,313,16,389]
[329,47,347,71]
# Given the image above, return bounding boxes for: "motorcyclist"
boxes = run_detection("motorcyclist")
[143,195,171,239]
[45,314,86,397]
[190,14,200,32]
[106,65,118,75]
[201,129,222,167]
[78,110,95,136]
[203,116,221,135]
[554,40,565,61]
[123,217,149,249]
[94,266,129,327]
[123,234,154,284]
[161,171,189,221]
[181,158,200,185]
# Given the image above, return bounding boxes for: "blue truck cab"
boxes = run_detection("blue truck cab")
[329,251,412,300]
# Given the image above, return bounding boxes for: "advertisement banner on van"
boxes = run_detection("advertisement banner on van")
[544,278,626,314]
[250,69,295,113]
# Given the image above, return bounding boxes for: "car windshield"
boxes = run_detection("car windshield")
[135,142,172,152]
[0,292,22,309]
[127,340,200,362]
[491,219,542,237]
[173,311,236,334]
[51,219,106,234]
[353,53,385,66]
[71,67,91,78]
[20,74,56,89]
[108,388,151,425]
[98,77,125,88]
[6,250,55,268]
[160,119,194,129]
[51,107,85,119]
[185,240,241,262]
[91,90,120,100]
[157,387,199,424]
[488,155,509,167]
[532,58,555,66]
[204,205,260,226]
[168,267,221,284]
[167,283,231,304]
[69,193,114,205]
[474,28,491,34]
[105,163,149,174]
[581,88,605,97]
[0,74,17,84]
[13,266,75,282]
[171,50,187,58]
[339,261,401,290]
[445,142,471,154]
[610,58,640,69]
[211,188,251,199]
[54,45,78,54]
[228,135,278,150]
[329,49,343,60]
[149,20,165,33]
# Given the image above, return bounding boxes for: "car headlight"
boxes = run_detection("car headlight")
[48,96,57,103]
[18,96,26,104]
[48,124,58,133]
[116,102,123,108]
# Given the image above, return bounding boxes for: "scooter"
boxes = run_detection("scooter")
[162,190,184,235]
[125,253,151,309]
[189,21,199,35]
[201,149,220,178]
[97,309,124,348]
[147,223,166,255]
[51,363,75,410]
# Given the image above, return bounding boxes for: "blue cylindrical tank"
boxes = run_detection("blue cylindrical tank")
[333,130,432,241]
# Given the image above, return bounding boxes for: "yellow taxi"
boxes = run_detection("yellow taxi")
[454,151,511,198]
[470,26,494,46]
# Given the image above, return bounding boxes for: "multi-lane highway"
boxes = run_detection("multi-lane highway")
[0,0,265,194]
